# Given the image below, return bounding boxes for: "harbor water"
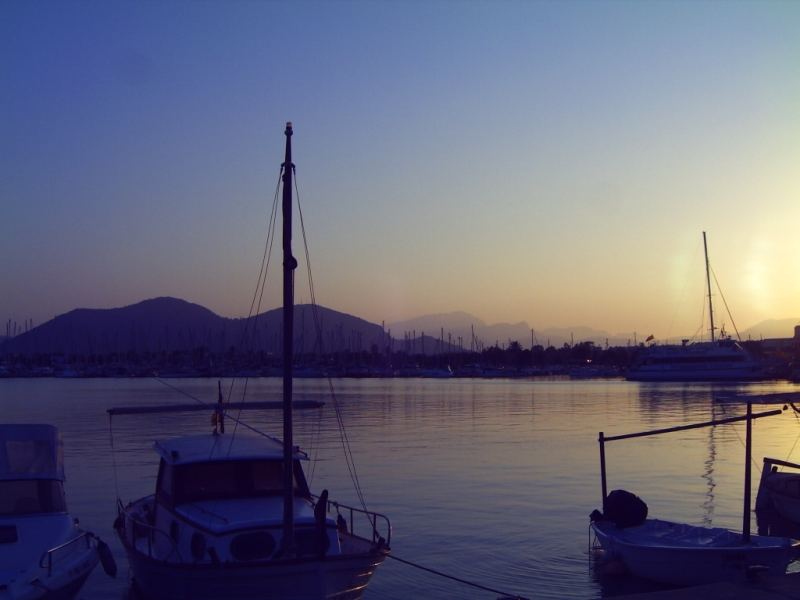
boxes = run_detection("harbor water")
[2,377,800,599]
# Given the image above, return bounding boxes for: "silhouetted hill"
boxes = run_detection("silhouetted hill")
[0,297,397,355]
[389,312,615,349]
[741,318,800,341]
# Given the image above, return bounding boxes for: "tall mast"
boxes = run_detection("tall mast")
[281,121,296,554]
[703,231,716,342]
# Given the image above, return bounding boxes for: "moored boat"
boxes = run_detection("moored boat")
[111,123,390,600]
[113,431,389,600]
[592,518,796,586]
[626,338,768,382]
[0,424,115,600]
[756,457,800,525]
[626,232,768,382]
[591,403,799,586]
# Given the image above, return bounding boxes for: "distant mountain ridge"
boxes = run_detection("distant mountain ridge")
[388,312,618,348]
[1,298,796,356]
[390,312,799,348]
[0,297,398,356]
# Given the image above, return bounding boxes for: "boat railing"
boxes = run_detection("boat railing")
[39,531,93,576]
[120,504,181,561]
[313,494,391,547]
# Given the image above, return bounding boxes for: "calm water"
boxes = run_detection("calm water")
[2,377,800,599]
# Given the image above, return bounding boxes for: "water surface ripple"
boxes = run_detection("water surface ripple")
[1,377,799,599]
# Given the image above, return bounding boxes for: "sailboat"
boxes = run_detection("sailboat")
[626,232,767,382]
[590,403,799,586]
[111,123,390,600]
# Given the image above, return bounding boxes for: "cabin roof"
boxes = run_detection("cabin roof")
[154,432,308,466]
[0,424,64,481]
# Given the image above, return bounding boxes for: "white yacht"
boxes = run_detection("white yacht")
[627,232,768,382]
[626,338,767,382]
[0,424,114,599]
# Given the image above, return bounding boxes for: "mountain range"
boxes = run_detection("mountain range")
[1,297,797,356]
[388,312,800,349]
[0,297,398,356]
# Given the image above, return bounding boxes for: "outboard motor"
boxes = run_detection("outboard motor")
[597,489,648,528]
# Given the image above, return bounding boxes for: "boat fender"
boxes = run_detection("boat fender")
[315,490,329,558]
[97,539,118,577]
[589,509,604,522]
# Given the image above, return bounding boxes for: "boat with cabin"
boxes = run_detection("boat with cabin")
[626,232,768,382]
[590,404,799,585]
[0,424,115,599]
[111,123,390,600]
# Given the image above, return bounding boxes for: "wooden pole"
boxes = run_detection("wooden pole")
[743,401,752,543]
[599,431,608,512]
[603,408,782,442]
[281,121,296,556]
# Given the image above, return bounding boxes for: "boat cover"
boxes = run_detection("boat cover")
[597,518,793,549]
[0,424,64,481]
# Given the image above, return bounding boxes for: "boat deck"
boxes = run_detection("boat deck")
[620,572,800,599]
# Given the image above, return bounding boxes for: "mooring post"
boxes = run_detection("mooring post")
[599,431,608,512]
[743,401,752,543]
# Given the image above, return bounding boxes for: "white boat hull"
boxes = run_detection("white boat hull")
[592,519,797,586]
[123,540,386,600]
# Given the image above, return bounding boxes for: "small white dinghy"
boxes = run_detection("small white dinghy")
[0,424,116,600]
[592,518,797,586]
[591,403,800,586]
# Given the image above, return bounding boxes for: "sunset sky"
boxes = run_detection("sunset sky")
[2,1,799,340]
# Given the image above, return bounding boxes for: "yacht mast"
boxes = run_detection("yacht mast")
[282,122,296,554]
[703,231,716,343]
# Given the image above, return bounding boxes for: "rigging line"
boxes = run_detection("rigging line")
[713,400,762,474]
[666,239,703,341]
[227,167,283,448]
[108,414,121,501]
[709,266,741,341]
[294,173,370,513]
[237,166,284,354]
[152,376,284,444]
[307,401,325,484]
[294,174,368,512]
[154,376,208,405]
[387,554,530,600]
[783,413,800,463]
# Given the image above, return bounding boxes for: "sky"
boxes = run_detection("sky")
[2,0,799,340]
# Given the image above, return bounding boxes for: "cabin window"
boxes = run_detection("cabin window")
[0,480,67,515]
[3,440,58,477]
[172,460,307,505]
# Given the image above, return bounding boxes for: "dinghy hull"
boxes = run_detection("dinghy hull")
[592,519,798,586]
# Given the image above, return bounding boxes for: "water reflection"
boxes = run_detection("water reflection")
[1,378,799,599]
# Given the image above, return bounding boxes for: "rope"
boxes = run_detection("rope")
[387,554,530,600]
[151,377,283,444]
[294,171,370,515]
[710,266,741,341]
[783,405,800,463]
[108,414,121,501]
[227,166,283,448]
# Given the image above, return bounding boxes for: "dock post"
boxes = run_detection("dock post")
[743,401,752,543]
[599,431,607,512]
